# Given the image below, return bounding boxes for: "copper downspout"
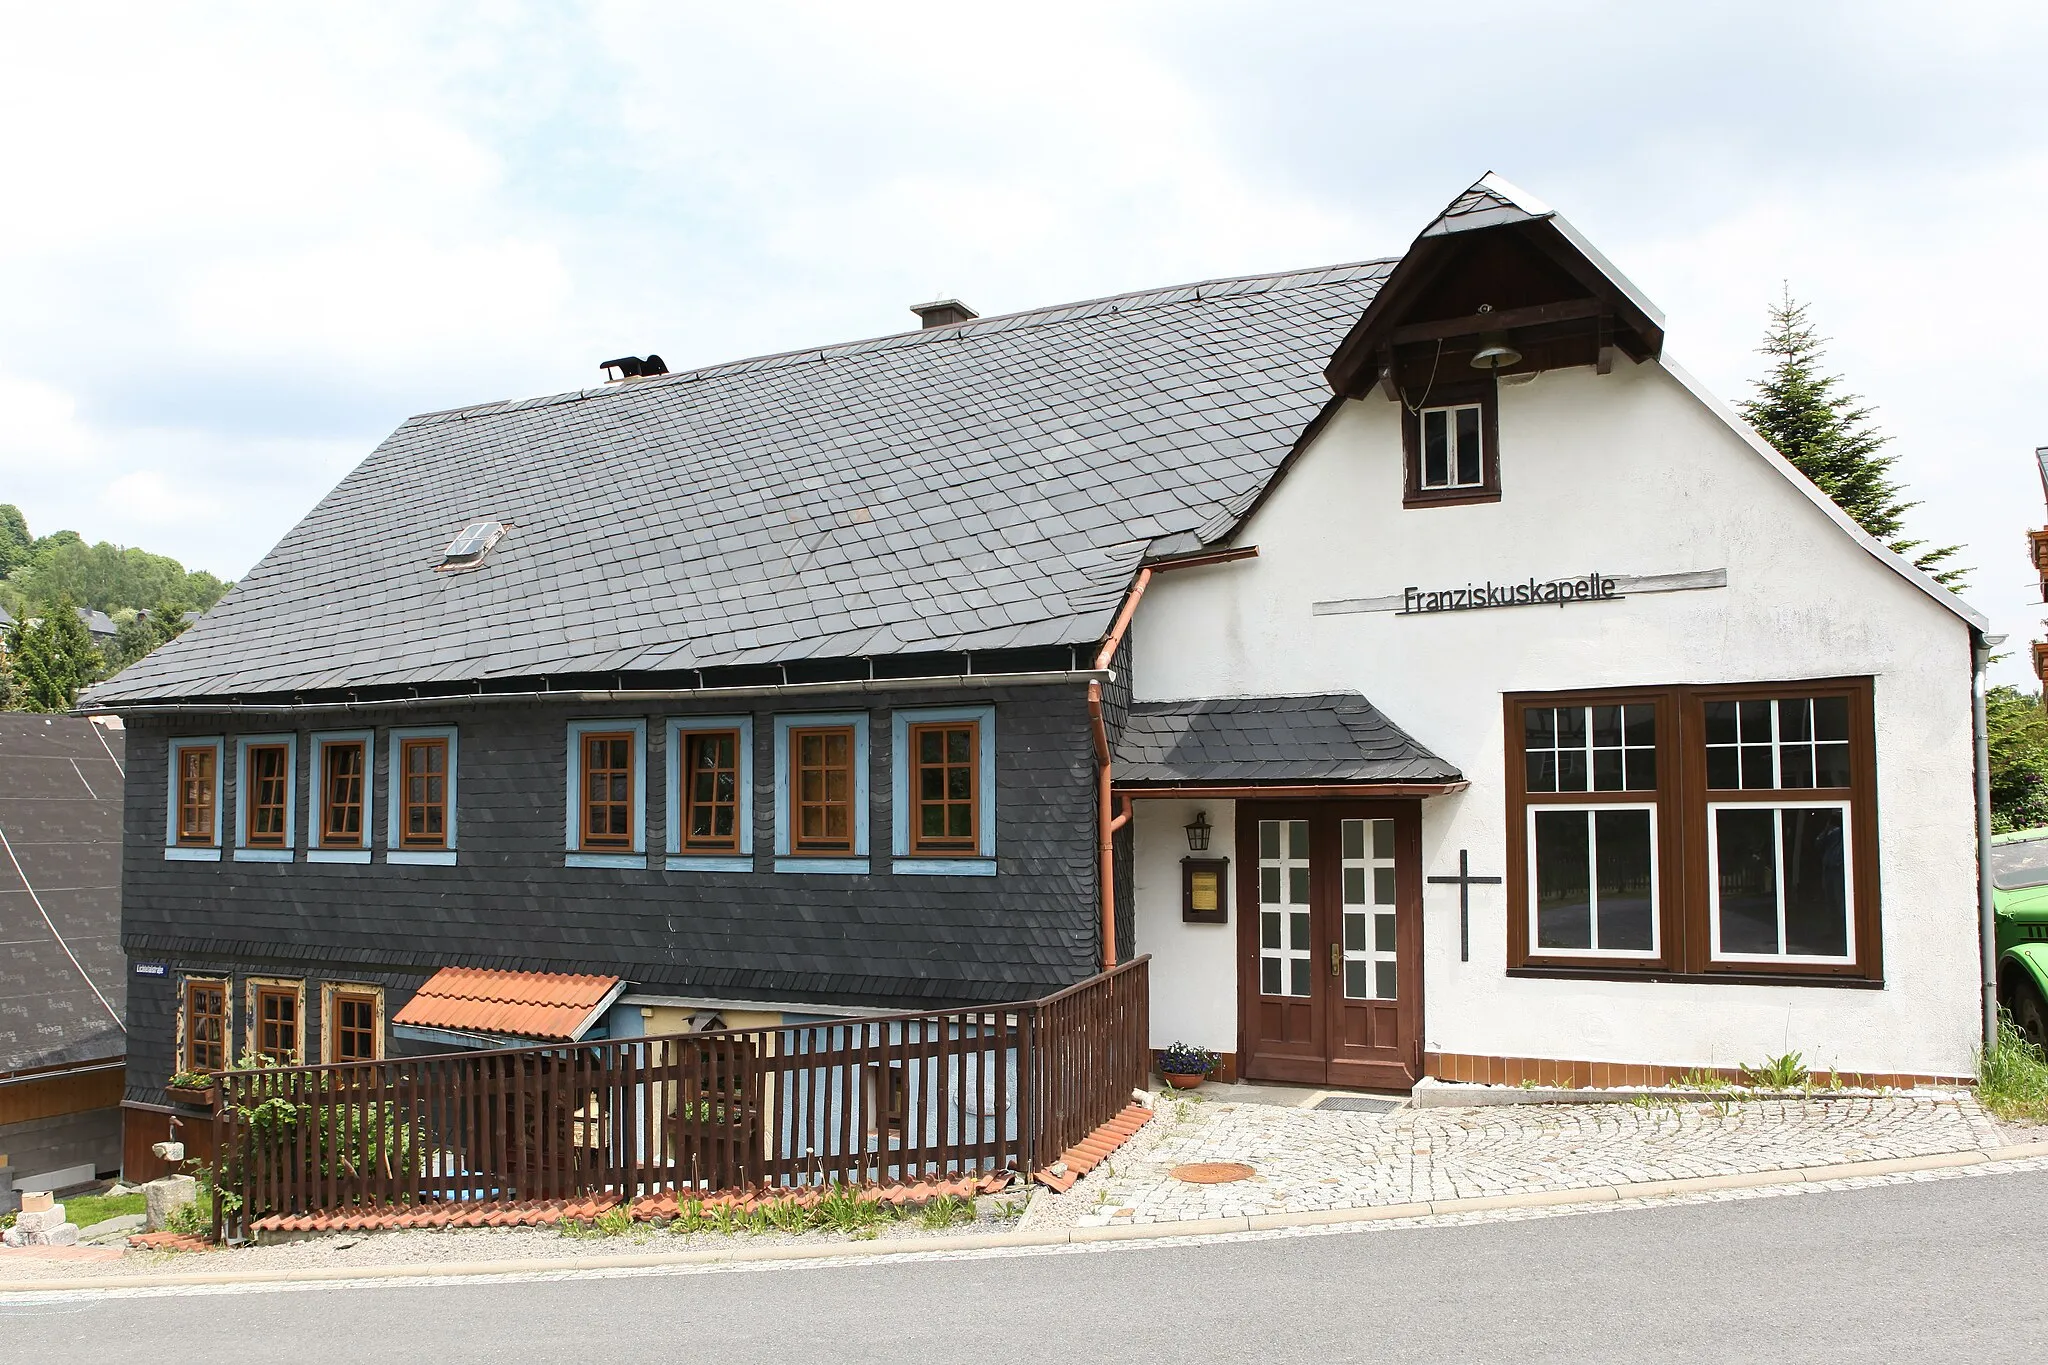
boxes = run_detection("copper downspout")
[1088,568,1154,969]
[1084,549,1259,968]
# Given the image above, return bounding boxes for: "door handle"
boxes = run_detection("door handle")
[1330,943,1341,978]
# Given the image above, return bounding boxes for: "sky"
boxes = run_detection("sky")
[3,2,2045,680]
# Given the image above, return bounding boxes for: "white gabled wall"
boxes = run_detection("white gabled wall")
[1129,358,1979,1077]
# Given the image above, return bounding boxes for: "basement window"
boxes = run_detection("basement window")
[437,521,505,571]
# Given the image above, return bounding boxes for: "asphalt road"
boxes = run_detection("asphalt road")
[9,1171,2047,1363]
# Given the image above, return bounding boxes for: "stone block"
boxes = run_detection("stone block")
[41,1222,80,1247]
[144,1174,198,1231]
[12,1204,66,1235]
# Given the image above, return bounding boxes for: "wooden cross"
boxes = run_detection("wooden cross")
[1427,849,1502,963]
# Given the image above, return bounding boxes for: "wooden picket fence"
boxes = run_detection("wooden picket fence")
[211,957,1148,1240]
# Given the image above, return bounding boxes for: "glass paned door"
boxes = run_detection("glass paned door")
[1341,818,1399,1002]
[1239,803,1421,1090]
[1258,819,1314,998]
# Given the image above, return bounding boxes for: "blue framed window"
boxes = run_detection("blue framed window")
[164,736,225,861]
[387,726,458,866]
[567,718,648,869]
[308,730,375,864]
[666,716,753,871]
[773,713,869,874]
[891,705,996,875]
[233,734,298,862]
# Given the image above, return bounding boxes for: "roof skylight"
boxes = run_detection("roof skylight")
[437,520,505,571]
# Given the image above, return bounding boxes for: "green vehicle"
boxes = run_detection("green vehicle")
[1992,827,2048,1050]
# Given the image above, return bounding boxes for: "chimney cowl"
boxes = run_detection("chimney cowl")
[910,300,978,330]
[600,354,669,382]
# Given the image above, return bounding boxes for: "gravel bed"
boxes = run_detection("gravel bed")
[0,1195,1029,1282]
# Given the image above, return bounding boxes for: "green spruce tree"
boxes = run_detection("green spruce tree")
[1741,286,1966,588]
[4,596,104,711]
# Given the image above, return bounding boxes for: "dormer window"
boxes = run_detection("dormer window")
[1420,403,1483,489]
[437,521,504,571]
[1402,380,1499,508]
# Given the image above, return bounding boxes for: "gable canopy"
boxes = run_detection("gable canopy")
[1114,694,1463,789]
[1322,173,1665,403]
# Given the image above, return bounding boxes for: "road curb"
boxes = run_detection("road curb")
[8,1142,2047,1294]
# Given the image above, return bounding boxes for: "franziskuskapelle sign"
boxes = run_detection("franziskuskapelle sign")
[1400,573,1621,615]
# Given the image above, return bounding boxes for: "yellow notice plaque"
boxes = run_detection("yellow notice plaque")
[1189,870,1219,912]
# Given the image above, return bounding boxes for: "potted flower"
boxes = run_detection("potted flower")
[1157,1043,1220,1090]
[166,1070,218,1107]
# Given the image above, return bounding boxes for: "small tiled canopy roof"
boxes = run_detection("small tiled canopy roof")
[1113,694,1461,786]
[392,967,623,1042]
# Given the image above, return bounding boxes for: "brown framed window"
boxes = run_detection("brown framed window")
[320,741,367,848]
[682,729,742,853]
[333,991,379,1063]
[909,721,979,855]
[255,985,299,1064]
[1401,378,1500,508]
[1505,678,1879,982]
[243,743,291,847]
[790,725,856,855]
[399,737,448,850]
[580,731,636,850]
[173,743,218,846]
[183,979,227,1072]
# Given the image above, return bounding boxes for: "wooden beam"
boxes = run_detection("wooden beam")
[1389,297,1606,346]
[1377,346,1400,402]
[1596,312,1614,375]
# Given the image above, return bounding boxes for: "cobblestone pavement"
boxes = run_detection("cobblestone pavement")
[1053,1091,2004,1228]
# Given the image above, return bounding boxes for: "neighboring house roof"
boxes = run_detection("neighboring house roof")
[0,715,126,1073]
[86,260,1394,705]
[78,608,117,639]
[1113,694,1463,786]
[391,966,623,1042]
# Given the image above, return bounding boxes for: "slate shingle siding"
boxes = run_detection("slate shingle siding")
[87,263,1393,706]
[1113,694,1462,785]
[121,685,1099,1091]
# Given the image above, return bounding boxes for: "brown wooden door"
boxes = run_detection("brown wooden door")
[1237,801,1423,1090]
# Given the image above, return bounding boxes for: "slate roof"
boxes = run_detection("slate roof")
[391,967,622,1041]
[88,260,1394,704]
[0,715,126,1072]
[1112,694,1462,786]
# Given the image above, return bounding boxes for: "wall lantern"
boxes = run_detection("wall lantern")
[1184,810,1211,852]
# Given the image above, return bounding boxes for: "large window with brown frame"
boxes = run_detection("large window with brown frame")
[579,731,636,850]
[1505,678,1879,981]
[332,990,379,1063]
[174,744,217,846]
[243,742,290,847]
[789,725,856,855]
[681,729,742,853]
[183,979,227,1072]
[908,720,979,856]
[254,984,299,1064]
[399,737,449,850]
[320,740,367,848]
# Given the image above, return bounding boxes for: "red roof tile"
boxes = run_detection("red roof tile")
[392,967,622,1041]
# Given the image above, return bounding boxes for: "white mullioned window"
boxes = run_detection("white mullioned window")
[1708,800,1854,964]
[1528,803,1661,957]
[1340,818,1399,1001]
[1257,818,1313,998]
[1418,403,1484,490]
